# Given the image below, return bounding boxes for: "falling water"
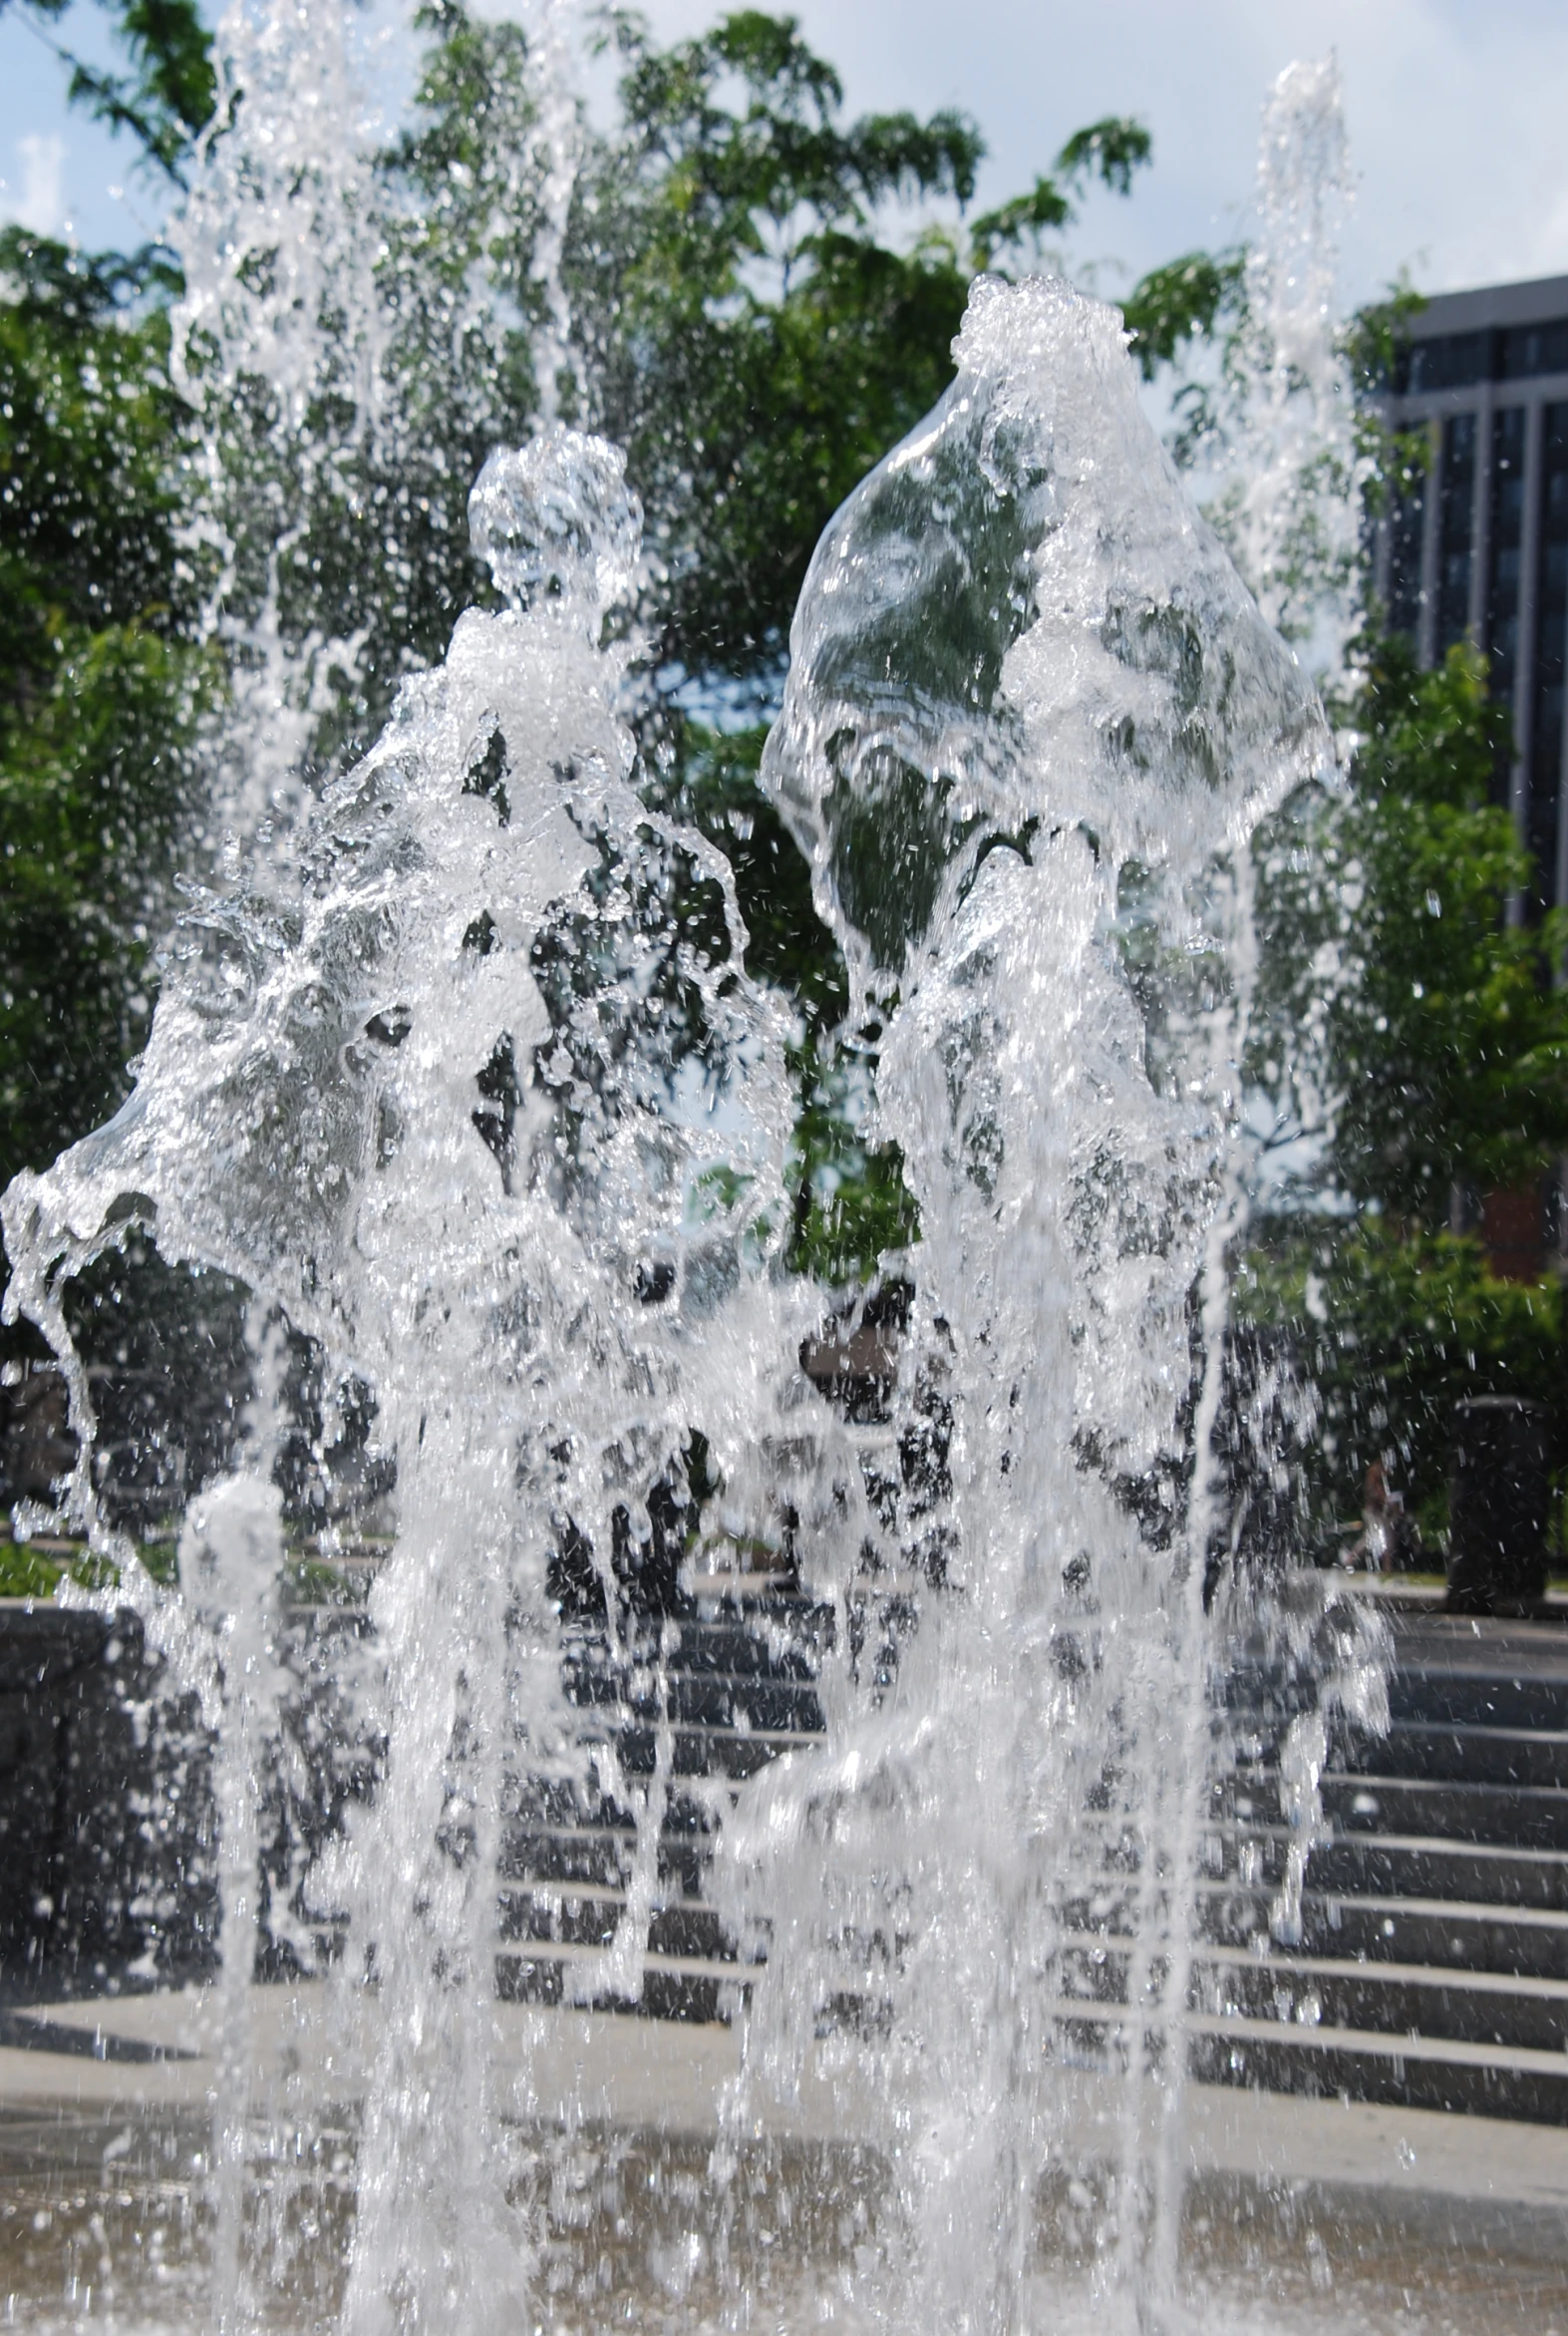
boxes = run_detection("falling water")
[521,0,580,425]
[1219,56,1361,664]
[731,270,1331,2330]
[169,0,392,850]
[0,19,1394,2335]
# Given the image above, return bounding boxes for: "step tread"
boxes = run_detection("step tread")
[1196,1944,1568,2002]
[1196,1883,1568,1932]
[1323,1770,1568,1807]
[493,1938,754,1985]
[1233,1825,1568,1867]
[1056,1932,1568,2002]
[1054,1999,1568,2078]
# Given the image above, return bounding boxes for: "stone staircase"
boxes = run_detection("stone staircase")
[494,1580,831,2023]
[1177,1613,1568,2124]
[496,1593,1568,2128]
[7,1580,1568,2128]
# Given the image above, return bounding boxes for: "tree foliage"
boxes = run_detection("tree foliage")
[568,8,985,688]
[0,227,213,1185]
[1256,635,1568,1219]
[11,0,214,178]
[1248,622,1568,1526]
[1241,1218,1567,1542]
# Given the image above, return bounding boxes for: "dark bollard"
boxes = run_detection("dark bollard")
[1446,1396,1550,1615]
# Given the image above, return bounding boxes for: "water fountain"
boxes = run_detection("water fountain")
[0,19,1426,2336]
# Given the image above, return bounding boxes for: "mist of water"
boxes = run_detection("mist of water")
[168,0,393,851]
[0,17,1388,2334]
[724,268,1333,2329]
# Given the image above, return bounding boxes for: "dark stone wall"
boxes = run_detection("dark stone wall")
[0,1604,216,1995]
[0,1602,375,2000]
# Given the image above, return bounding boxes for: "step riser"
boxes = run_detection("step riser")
[562,1668,826,1734]
[1055,1951,1568,2054]
[1193,1973,1568,2053]
[1390,1679,1568,1733]
[1197,1894,1568,1980]
[1337,1726,1568,1790]
[1185,2031,1568,2126]
[1214,1837,1568,1911]
[1217,1777,1568,1849]
[1324,1783,1568,1852]
[495,1953,732,2025]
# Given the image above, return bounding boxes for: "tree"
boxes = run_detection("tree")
[2,0,214,178]
[1246,625,1568,1535]
[0,228,215,1188]
[568,12,1169,694]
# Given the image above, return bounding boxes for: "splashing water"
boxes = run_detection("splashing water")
[169,0,393,850]
[728,270,1331,2329]
[1206,57,1360,669]
[5,409,831,2326]
[0,45,1393,2335]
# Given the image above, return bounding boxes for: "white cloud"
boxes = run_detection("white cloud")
[9,134,66,236]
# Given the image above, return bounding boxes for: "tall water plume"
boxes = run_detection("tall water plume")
[169,0,393,849]
[1199,57,1360,672]
[167,0,587,861]
[720,270,1331,2329]
[2,420,820,2327]
[520,0,581,425]
[2,28,1385,2334]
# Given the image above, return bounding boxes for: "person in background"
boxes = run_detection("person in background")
[1344,1460,1422,1573]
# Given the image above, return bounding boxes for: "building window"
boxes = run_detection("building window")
[1499,320,1568,382]
[1486,405,1527,783]
[1387,464,1426,642]
[1406,331,1487,394]
[1437,413,1476,653]
[1529,404,1568,908]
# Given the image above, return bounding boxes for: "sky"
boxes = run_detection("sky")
[1,0,1566,310]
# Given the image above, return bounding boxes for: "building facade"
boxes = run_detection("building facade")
[1374,271,1568,915]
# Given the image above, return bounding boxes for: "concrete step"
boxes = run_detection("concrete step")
[1388,1669,1568,1734]
[493,1938,749,2024]
[565,1608,833,1682]
[1319,1773,1568,1852]
[1184,2014,1568,2126]
[498,1827,713,1899]
[1196,1885,1568,1981]
[559,1661,826,1735]
[1207,1827,1568,1912]
[1193,1950,1568,2054]
[497,1882,736,1965]
[1054,1937,1568,2054]
[1047,1998,1568,2125]
[557,1722,810,1782]
[1336,1720,1568,1790]
[1212,1769,1568,1848]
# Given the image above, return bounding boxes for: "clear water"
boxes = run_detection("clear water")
[0,20,1417,2336]
[1200,57,1361,668]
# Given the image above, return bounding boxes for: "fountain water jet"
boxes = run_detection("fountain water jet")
[1,58,1390,2336]
[723,267,1331,2332]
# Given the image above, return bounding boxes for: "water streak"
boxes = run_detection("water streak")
[733,270,1329,2329]
[0,58,1378,2336]
[1224,56,1360,666]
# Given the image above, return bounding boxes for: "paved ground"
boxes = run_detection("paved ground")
[6,1600,1568,2327]
[0,1980,1564,2199]
[1,2003,1566,2335]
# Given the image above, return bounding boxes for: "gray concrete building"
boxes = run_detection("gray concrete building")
[1374,271,1568,914]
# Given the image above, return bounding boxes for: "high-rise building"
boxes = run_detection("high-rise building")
[1374,271,1568,914]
